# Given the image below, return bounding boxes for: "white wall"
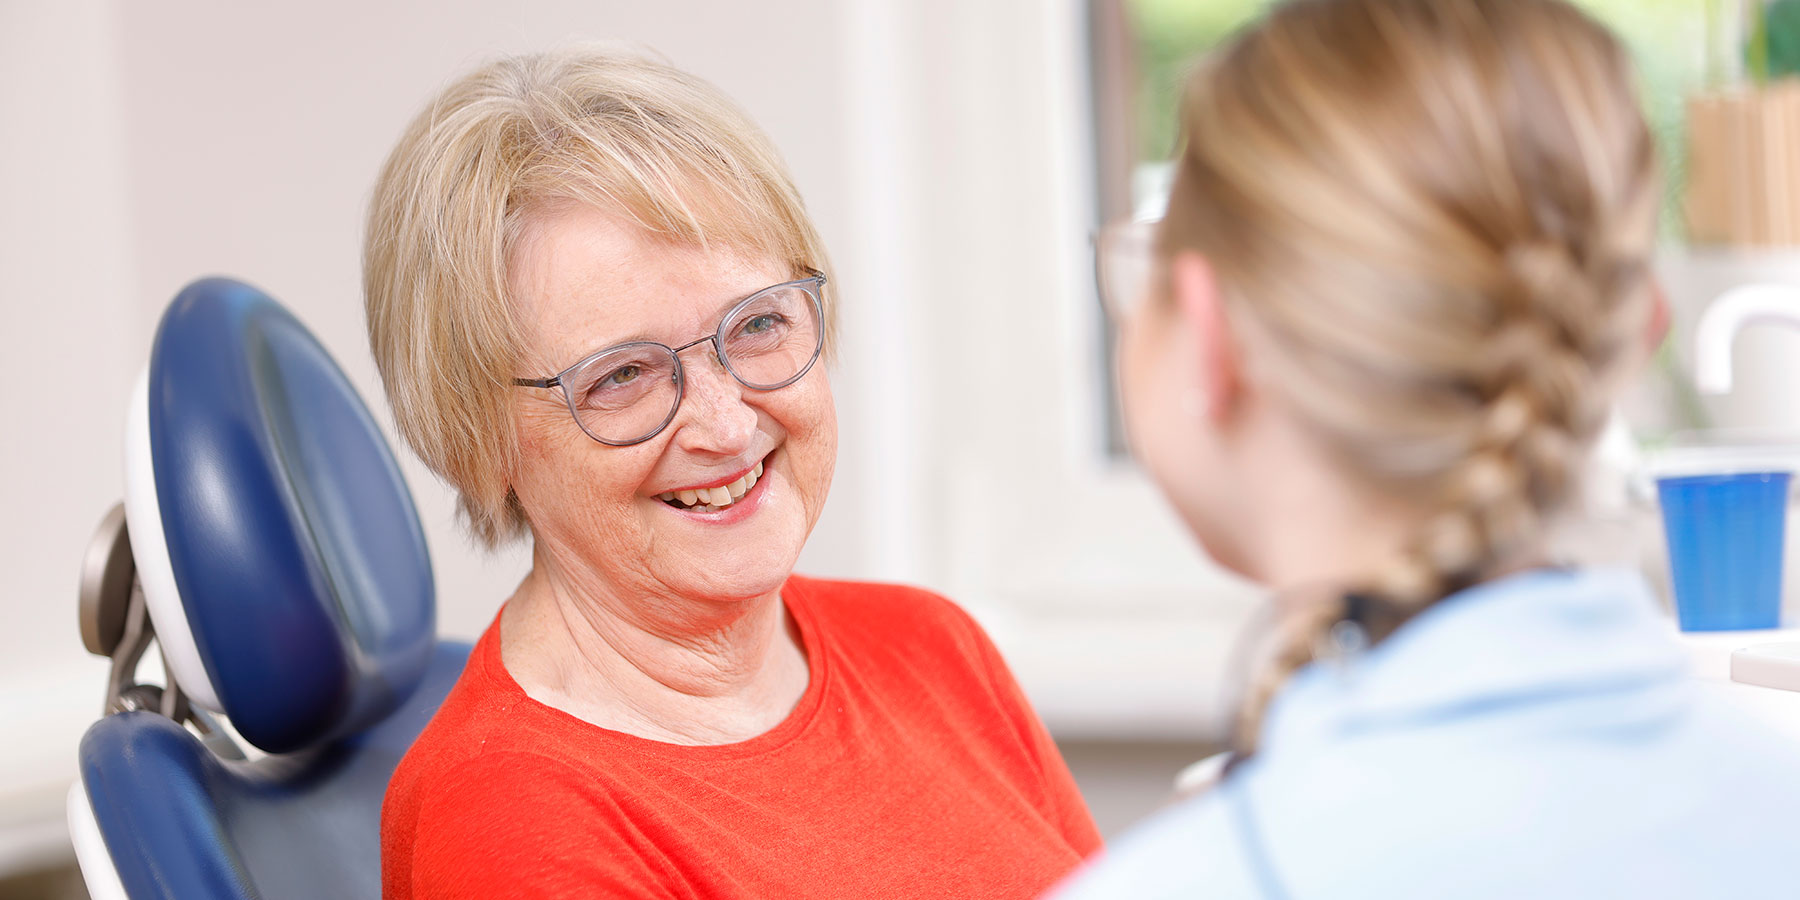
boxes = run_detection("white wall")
[0,0,137,870]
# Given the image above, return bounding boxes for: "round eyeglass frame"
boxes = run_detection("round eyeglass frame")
[1093,218,1162,325]
[513,272,827,447]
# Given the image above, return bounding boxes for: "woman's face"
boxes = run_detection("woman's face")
[507,204,836,605]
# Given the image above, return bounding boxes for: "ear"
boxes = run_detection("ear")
[1168,250,1240,421]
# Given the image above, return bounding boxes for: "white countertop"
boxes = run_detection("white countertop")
[1679,627,1800,743]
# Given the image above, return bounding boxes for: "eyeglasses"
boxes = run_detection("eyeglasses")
[514,273,826,446]
[1093,218,1161,324]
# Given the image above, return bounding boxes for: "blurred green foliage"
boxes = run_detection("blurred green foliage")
[1124,0,1272,163]
[1758,0,1800,79]
[1123,0,1708,235]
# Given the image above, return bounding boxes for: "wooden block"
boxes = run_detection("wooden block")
[1785,81,1800,245]
[1716,93,1739,243]
[1765,84,1792,245]
[1686,94,1728,244]
[1748,89,1770,245]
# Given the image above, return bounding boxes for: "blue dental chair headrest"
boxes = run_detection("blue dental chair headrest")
[73,277,470,900]
[124,277,435,753]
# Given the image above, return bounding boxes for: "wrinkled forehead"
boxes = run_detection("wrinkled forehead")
[505,203,788,375]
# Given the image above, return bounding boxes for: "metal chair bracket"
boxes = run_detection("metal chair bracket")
[79,501,244,760]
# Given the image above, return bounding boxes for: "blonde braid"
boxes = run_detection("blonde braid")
[1187,0,1660,760]
[1231,240,1650,756]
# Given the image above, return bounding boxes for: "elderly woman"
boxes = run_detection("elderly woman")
[368,48,1098,898]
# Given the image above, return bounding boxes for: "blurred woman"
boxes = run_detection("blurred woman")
[1063,0,1800,896]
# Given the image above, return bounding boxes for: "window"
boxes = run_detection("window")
[1093,0,1717,240]
[1086,0,1719,457]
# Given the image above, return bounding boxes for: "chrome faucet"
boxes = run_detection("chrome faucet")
[1694,284,1800,395]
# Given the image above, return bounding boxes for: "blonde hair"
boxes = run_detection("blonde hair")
[364,45,834,548]
[1160,0,1659,755]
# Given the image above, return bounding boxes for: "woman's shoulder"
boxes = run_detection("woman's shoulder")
[786,574,990,650]
[383,741,674,898]
[382,628,641,877]
[384,619,591,812]
[786,573,960,611]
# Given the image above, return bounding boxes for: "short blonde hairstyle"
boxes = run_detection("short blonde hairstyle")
[364,45,834,548]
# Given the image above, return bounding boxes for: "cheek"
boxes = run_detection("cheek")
[1118,306,1183,462]
[786,375,837,469]
[511,403,653,531]
[1115,313,1258,578]
[511,402,573,494]
[1117,310,1225,533]
[805,375,837,448]
[762,371,837,511]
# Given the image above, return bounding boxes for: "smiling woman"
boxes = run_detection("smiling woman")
[364,46,1100,898]
[499,208,837,638]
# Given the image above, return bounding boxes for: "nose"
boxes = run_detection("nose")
[671,349,757,456]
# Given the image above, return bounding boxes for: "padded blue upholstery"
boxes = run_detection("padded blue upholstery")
[147,278,435,754]
[80,643,469,900]
[79,278,463,900]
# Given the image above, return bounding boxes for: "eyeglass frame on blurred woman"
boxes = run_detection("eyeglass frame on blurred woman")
[513,271,827,447]
[1093,218,1162,325]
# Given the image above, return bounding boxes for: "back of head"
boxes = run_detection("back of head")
[1160,0,1659,750]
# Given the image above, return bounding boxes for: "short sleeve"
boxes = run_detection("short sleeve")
[944,600,1105,857]
[402,752,683,900]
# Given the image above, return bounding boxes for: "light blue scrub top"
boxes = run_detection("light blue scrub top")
[1052,567,1800,899]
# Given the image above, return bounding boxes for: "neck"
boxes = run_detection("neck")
[1233,418,1425,613]
[499,542,810,745]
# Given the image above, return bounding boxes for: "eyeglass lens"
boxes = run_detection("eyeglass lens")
[563,283,822,445]
[1098,222,1157,323]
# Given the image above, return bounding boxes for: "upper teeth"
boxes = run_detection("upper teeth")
[659,460,765,511]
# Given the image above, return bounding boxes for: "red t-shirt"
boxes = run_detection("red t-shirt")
[382,576,1102,898]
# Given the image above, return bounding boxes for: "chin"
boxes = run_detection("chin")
[1185,514,1262,585]
[658,513,809,601]
[664,557,795,604]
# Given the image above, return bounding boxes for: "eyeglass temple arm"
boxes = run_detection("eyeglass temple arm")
[513,376,559,388]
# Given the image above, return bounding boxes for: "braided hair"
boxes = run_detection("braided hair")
[1158,0,1660,758]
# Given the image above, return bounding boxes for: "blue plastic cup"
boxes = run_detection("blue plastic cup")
[1656,471,1791,631]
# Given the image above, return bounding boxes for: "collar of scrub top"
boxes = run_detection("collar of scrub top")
[1262,566,1687,749]
[1217,566,1687,900]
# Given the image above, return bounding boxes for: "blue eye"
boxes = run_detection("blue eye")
[742,314,782,335]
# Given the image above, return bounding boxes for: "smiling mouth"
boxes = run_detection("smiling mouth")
[657,458,766,512]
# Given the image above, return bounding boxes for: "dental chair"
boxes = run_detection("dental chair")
[67,278,472,900]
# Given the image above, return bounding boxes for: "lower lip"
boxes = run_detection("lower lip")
[660,458,773,526]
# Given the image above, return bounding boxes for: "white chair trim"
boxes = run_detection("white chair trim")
[67,779,129,900]
[125,367,222,712]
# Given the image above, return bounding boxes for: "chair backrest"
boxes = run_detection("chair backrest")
[70,278,470,900]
